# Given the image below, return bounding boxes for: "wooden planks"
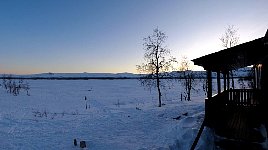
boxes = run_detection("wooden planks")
[214,108,267,149]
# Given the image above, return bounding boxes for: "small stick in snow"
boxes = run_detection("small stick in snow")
[74,139,77,146]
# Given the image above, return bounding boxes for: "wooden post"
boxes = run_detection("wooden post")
[190,120,206,150]
[261,60,268,121]
[217,71,221,94]
[207,70,212,98]
[227,71,230,90]
[74,139,77,146]
[206,70,212,128]
[223,72,226,91]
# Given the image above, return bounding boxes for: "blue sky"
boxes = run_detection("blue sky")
[0,0,267,74]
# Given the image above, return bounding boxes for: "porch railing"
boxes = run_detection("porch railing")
[227,89,261,106]
[208,89,261,107]
[193,89,262,149]
[205,89,261,126]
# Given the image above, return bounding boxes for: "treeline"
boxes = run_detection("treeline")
[0,76,138,80]
[0,70,252,80]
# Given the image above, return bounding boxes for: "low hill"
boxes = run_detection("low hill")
[0,67,252,80]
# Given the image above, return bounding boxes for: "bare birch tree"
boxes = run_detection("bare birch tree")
[220,25,240,89]
[179,56,195,101]
[137,28,176,107]
[220,25,239,48]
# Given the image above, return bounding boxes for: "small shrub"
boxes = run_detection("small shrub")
[2,75,30,96]
[32,110,48,118]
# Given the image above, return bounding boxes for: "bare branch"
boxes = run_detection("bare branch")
[220,25,239,48]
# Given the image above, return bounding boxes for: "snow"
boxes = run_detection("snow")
[0,78,238,149]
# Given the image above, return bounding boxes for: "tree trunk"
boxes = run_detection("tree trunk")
[187,78,191,101]
[156,76,162,107]
[155,45,162,107]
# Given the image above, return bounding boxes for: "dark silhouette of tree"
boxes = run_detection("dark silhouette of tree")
[1,74,30,96]
[220,25,239,48]
[137,28,176,107]
[220,25,240,89]
[179,56,195,101]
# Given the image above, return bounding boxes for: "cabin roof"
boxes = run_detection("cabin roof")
[192,29,268,72]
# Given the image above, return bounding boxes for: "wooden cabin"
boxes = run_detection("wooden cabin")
[191,29,268,149]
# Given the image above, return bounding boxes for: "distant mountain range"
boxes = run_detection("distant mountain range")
[0,67,253,80]
[0,72,138,80]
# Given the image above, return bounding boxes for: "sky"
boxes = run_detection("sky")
[0,0,267,74]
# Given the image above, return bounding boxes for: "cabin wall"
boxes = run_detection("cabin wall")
[261,58,268,121]
[261,61,267,96]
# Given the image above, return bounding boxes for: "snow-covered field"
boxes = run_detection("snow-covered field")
[0,79,226,149]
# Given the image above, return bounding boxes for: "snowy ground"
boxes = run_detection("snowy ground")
[0,79,220,149]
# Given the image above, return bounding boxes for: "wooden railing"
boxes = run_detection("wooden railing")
[227,89,261,106]
[208,89,261,107]
[192,89,262,149]
[217,89,262,107]
[205,89,261,127]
